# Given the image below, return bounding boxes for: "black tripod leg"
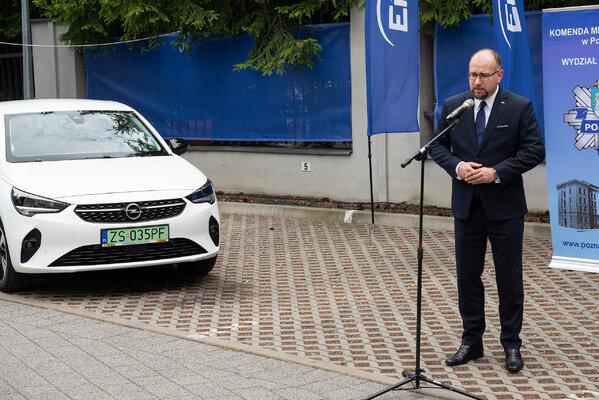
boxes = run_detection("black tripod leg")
[362,373,486,400]
[361,375,419,400]
[407,373,486,400]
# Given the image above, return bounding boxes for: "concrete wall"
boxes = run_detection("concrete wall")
[31,19,86,99]
[30,10,549,212]
[182,8,548,212]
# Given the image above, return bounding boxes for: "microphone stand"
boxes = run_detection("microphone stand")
[362,118,484,400]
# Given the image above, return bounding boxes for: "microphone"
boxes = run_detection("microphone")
[445,99,474,121]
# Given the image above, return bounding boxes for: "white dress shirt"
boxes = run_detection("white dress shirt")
[455,86,500,182]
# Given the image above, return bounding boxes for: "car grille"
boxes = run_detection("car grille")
[74,199,186,223]
[49,239,206,267]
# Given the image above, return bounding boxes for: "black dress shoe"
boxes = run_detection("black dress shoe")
[445,343,484,366]
[505,348,524,372]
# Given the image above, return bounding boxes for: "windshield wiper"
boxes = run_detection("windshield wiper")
[128,151,167,157]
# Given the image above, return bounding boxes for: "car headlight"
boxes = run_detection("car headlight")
[186,179,216,204]
[11,188,70,217]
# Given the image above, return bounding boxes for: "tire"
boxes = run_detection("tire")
[177,255,217,275]
[0,221,31,293]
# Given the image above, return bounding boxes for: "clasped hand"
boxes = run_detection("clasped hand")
[458,162,496,185]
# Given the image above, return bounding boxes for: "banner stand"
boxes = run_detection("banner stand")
[367,136,376,227]
[542,5,599,273]
[550,256,599,274]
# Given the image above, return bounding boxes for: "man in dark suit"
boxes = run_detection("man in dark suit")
[430,49,545,373]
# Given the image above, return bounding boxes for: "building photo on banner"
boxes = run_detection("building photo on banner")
[542,5,599,273]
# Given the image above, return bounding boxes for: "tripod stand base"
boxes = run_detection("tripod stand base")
[362,369,485,400]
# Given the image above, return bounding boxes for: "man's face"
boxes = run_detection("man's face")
[469,51,504,100]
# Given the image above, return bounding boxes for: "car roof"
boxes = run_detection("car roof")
[0,99,134,115]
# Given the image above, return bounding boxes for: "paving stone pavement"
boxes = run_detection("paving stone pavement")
[3,204,599,400]
[0,298,431,400]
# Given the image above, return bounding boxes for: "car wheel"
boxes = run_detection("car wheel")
[0,221,31,292]
[177,255,217,275]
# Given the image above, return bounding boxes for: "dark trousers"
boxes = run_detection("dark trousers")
[454,196,524,350]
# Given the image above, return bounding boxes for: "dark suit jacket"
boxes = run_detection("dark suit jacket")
[430,87,545,221]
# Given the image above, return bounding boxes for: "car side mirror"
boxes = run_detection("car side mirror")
[168,138,189,155]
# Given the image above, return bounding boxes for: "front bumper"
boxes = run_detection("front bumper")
[4,197,219,274]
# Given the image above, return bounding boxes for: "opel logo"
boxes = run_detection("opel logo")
[125,203,143,220]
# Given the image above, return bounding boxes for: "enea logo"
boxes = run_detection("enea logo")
[376,0,409,47]
[497,0,523,49]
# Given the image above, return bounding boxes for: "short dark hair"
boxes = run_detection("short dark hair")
[470,49,502,70]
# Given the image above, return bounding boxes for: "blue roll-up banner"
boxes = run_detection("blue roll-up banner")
[542,5,599,273]
[365,0,419,135]
[86,23,351,142]
[493,1,539,123]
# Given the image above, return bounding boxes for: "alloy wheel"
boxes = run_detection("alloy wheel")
[0,226,7,282]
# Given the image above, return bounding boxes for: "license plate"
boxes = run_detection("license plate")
[101,225,169,247]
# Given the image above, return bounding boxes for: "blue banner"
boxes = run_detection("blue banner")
[542,6,599,273]
[365,0,419,135]
[434,15,494,125]
[493,1,538,116]
[86,24,351,142]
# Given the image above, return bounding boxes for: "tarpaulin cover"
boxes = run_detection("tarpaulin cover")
[86,23,351,141]
[365,0,420,135]
[434,12,544,137]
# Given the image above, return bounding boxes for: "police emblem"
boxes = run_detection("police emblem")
[563,80,599,151]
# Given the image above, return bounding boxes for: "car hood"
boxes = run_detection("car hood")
[1,156,207,201]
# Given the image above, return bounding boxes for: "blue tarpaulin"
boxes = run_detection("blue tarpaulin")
[86,23,351,142]
[434,12,544,137]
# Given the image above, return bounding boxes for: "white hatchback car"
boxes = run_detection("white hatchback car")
[0,99,219,292]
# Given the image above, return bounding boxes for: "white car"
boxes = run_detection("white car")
[0,99,219,292]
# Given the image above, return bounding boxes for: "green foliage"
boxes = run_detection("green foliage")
[30,0,220,54]
[31,0,362,75]
[420,0,599,35]
[0,0,45,40]
[235,26,323,75]
[0,0,21,40]
[16,0,599,75]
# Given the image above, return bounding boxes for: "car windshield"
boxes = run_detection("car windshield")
[5,110,169,162]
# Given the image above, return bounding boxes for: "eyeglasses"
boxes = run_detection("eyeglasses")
[467,70,500,81]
